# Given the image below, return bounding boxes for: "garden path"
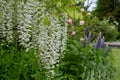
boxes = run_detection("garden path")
[105,42,120,48]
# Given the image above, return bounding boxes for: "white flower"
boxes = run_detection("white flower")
[87,12,91,16]
[80,37,84,42]
[80,20,85,25]
[17,0,35,50]
[71,31,76,36]
[0,1,14,43]
[31,1,68,78]
[0,1,68,79]
[80,8,85,13]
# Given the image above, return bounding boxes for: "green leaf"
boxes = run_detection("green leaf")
[44,16,50,26]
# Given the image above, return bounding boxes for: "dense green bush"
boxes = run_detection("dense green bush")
[0,44,46,80]
[89,18,119,41]
[67,6,119,41]
[93,0,120,39]
[54,38,84,80]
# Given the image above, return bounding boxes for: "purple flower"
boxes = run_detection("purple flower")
[87,32,92,44]
[84,26,89,36]
[95,33,102,49]
[99,37,105,48]
[105,46,110,56]
[82,42,86,48]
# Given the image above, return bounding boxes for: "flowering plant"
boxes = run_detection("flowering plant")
[54,12,115,79]
[55,30,115,80]
[0,0,69,79]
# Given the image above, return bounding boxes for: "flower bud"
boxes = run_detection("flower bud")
[80,21,85,25]
[100,37,105,48]
[80,37,86,48]
[80,8,85,13]
[71,31,76,36]
[84,26,89,36]
[80,37,84,43]
[87,32,92,44]
[87,12,91,16]
[67,18,72,25]
[96,33,102,49]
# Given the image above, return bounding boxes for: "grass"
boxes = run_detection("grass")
[112,48,120,80]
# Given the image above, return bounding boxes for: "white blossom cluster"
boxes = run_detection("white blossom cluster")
[32,1,68,79]
[16,0,37,51]
[0,0,68,79]
[0,0,14,43]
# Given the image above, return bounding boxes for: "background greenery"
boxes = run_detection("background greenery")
[93,0,120,40]
[112,49,120,80]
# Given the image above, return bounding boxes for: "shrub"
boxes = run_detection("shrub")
[54,38,84,79]
[54,32,115,80]
[0,44,46,80]
[89,18,119,41]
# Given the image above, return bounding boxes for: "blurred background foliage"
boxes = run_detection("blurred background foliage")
[93,0,120,40]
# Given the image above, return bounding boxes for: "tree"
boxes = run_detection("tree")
[93,0,120,39]
[93,0,116,19]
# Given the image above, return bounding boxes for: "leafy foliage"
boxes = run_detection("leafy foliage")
[54,27,115,80]
[93,0,120,39]
[93,0,115,19]
[89,18,119,41]
[0,44,46,80]
[55,39,83,80]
